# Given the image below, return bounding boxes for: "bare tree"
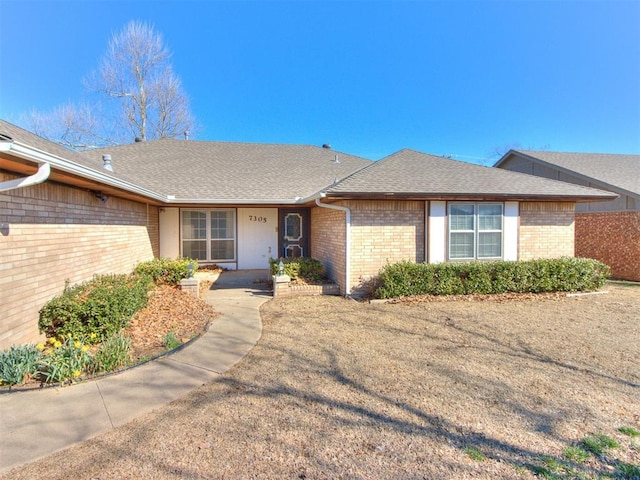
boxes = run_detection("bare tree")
[21,21,194,149]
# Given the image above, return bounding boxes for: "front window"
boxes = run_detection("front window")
[181,209,236,262]
[449,203,503,260]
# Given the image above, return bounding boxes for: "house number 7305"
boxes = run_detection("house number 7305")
[249,216,268,223]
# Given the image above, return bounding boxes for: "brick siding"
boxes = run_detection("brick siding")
[0,172,157,349]
[519,202,575,259]
[310,206,346,292]
[575,211,640,281]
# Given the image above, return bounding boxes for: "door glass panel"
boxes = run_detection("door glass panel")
[284,213,302,241]
[285,244,303,258]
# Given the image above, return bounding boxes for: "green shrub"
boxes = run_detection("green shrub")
[39,274,153,342]
[134,257,198,285]
[375,257,610,299]
[269,257,326,283]
[37,336,92,384]
[0,344,43,386]
[89,333,132,374]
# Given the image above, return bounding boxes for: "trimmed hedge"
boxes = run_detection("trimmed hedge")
[133,257,198,285]
[38,274,153,343]
[375,258,610,299]
[269,257,326,283]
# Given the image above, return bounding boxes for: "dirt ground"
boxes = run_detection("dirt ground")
[3,283,639,479]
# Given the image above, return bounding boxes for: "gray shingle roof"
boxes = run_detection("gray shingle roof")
[0,119,106,173]
[501,150,640,197]
[86,139,372,202]
[326,149,618,200]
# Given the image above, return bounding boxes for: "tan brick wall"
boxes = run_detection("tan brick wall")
[575,211,640,281]
[0,172,157,349]
[310,205,346,293]
[519,202,575,260]
[347,200,425,295]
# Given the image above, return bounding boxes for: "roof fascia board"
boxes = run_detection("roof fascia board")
[498,150,639,199]
[322,192,618,202]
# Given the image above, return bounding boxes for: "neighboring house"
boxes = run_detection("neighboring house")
[495,150,639,281]
[0,120,617,348]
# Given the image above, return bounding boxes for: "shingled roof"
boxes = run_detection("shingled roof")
[325,149,618,201]
[496,150,640,197]
[0,120,106,173]
[86,139,372,202]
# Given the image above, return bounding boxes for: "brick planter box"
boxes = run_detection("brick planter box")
[272,275,340,297]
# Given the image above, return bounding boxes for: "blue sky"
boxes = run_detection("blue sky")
[1,0,638,162]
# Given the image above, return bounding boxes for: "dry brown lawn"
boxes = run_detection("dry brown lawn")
[4,283,639,479]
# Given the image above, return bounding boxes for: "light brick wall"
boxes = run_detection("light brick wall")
[311,200,425,295]
[347,200,425,295]
[519,202,575,260]
[0,171,157,349]
[310,206,346,292]
[575,211,640,281]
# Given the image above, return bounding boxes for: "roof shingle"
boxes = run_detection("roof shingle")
[327,149,618,200]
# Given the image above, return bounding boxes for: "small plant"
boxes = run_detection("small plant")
[580,433,620,457]
[616,461,640,478]
[0,344,43,386]
[463,446,486,461]
[562,445,590,463]
[38,336,92,384]
[89,334,132,374]
[163,332,182,350]
[618,426,640,437]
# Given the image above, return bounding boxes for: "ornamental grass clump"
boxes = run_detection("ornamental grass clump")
[0,344,43,386]
[89,333,132,374]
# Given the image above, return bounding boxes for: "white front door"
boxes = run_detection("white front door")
[237,208,278,269]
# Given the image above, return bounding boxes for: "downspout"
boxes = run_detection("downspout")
[315,196,352,296]
[0,162,51,192]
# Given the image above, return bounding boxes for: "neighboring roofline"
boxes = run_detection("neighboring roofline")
[495,149,639,199]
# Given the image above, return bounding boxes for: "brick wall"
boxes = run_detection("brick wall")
[0,172,157,349]
[310,206,346,292]
[348,200,425,295]
[519,202,575,260]
[575,211,640,281]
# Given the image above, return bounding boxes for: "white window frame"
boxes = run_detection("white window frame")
[448,203,503,261]
[181,208,236,262]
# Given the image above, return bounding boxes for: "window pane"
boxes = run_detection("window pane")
[450,232,474,259]
[183,240,207,260]
[211,210,235,240]
[478,204,503,231]
[450,204,475,230]
[211,239,235,261]
[182,211,206,239]
[478,232,502,258]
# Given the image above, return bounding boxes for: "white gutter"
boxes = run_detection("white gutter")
[0,161,51,192]
[315,196,352,295]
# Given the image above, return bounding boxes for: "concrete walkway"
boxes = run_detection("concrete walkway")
[0,270,271,473]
